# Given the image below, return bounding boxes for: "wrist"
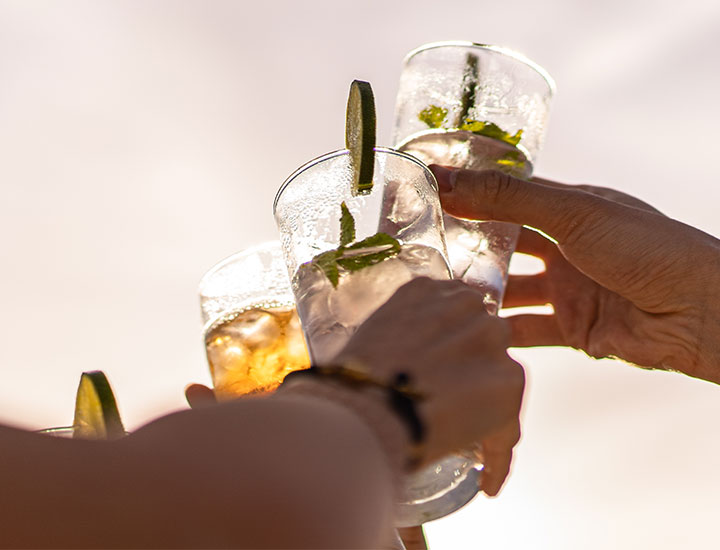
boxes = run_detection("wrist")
[279,373,415,481]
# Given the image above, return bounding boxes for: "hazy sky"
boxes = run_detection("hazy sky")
[1,1,719,548]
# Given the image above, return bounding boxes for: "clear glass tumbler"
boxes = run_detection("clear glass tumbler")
[274,147,481,526]
[274,148,450,363]
[198,242,310,399]
[393,41,555,313]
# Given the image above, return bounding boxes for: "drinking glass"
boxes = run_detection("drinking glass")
[393,41,555,313]
[36,427,129,438]
[274,147,480,526]
[37,427,77,438]
[274,147,449,364]
[198,241,310,399]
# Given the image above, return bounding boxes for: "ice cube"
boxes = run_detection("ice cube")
[293,264,333,326]
[328,254,413,327]
[462,254,505,310]
[206,336,249,376]
[222,310,281,350]
[400,244,451,280]
[305,322,353,364]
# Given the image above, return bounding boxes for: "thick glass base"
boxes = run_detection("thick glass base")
[395,455,481,527]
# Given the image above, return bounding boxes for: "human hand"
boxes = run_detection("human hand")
[431,166,720,384]
[334,277,525,496]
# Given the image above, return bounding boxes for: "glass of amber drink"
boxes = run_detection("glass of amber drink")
[198,241,310,399]
[393,42,555,313]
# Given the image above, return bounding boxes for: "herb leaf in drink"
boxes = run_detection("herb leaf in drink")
[308,205,401,288]
[496,149,527,171]
[455,52,479,127]
[416,52,524,149]
[459,120,523,147]
[339,201,356,246]
[418,105,448,128]
[312,249,341,288]
[338,233,401,272]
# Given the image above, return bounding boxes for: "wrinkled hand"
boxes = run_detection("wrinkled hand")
[335,277,525,496]
[432,166,720,384]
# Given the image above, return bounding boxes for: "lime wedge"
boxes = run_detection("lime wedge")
[73,370,125,440]
[345,80,376,194]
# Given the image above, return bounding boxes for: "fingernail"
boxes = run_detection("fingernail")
[429,165,457,193]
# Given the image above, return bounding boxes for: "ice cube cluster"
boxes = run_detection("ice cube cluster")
[293,244,450,364]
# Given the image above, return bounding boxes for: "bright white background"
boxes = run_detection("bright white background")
[1,1,719,548]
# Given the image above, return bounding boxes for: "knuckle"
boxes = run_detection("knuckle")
[478,170,518,219]
[553,190,606,247]
[454,168,519,220]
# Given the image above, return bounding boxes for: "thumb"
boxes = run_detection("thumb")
[185,383,218,409]
[430,165,616,244]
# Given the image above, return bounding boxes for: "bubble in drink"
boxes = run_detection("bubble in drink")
[293,243,450,363]
[398,130,533,314]
[204,306,310,398]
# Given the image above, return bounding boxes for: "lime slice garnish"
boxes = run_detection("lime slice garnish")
[345,79,376,194]
[73,370,125,440]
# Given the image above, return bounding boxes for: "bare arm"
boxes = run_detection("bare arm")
[0,395,398,549]
[0,279,524,548]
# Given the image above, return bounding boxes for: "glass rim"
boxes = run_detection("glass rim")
[402,41,557,95]
[198,240,283,294]
[36,426,75,434]
[273,146,438,214]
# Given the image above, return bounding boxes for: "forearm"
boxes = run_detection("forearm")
[0,396,399,549]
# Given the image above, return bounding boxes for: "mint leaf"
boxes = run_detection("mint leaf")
[311,249,341,288]
[455,53,479,127]
[345,232,401,254]
[338,233,401,273]
[339,202,356,246]
[459,119,523,147]
[418,105,448,129]
[307,207,402,288]
[496,149,527,171]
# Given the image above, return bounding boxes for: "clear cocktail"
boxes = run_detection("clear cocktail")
[275,146,489,526]
[293,242,450,363]
[274,148,450,363]
[393,42,555,313]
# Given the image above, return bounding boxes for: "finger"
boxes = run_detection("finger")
[530,174,574,189]
[431,166,617,243]
[479,444,513,497]
[478,417,522,497]
[514,226,557,259]
[503,274,549,308]
[532,176,662,214]
[507,314,565,347]
[185,383,217,408]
